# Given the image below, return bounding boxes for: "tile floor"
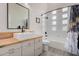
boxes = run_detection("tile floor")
[41,46,76,56]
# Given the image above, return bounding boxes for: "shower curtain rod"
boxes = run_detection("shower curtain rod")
[41,4,79,16]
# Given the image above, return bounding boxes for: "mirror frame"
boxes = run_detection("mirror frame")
[7,3,30,29]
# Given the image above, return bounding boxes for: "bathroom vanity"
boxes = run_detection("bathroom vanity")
[0,32,43,56]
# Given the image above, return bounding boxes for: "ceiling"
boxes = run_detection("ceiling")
[28,3,78,15]
[46,3,77,11]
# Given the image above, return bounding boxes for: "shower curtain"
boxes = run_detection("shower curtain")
[65,5,79,55]
[65,31,78,55]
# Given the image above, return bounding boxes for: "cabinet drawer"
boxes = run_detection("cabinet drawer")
[0,43,21,55]
[22,40,34,47]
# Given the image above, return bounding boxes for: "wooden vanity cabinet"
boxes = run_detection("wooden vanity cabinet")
[0,37,43,56]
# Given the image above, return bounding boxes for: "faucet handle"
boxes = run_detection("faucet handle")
[22,26,25,32]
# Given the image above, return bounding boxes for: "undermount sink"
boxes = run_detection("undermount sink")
[13,32,35,40]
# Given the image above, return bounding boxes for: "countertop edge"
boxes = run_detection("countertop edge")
[0,35,43,48]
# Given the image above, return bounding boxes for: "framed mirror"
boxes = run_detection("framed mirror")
[7,3,29,29]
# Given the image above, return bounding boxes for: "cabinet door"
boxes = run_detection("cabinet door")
[35,38,43,56]
[22,40,34,56]
[8,48,21,56]
[0,43,21,56]
[8,44,21,56]
[35,46,43,56]
[35,38,43,49]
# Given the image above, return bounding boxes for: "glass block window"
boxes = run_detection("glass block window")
[62,13,68,18]
[62,26,67,31]
[62,7,68,12]
[52,10,57,14]
[62,19,68,25]
[52,21,57,25]
[52,16,57,20]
